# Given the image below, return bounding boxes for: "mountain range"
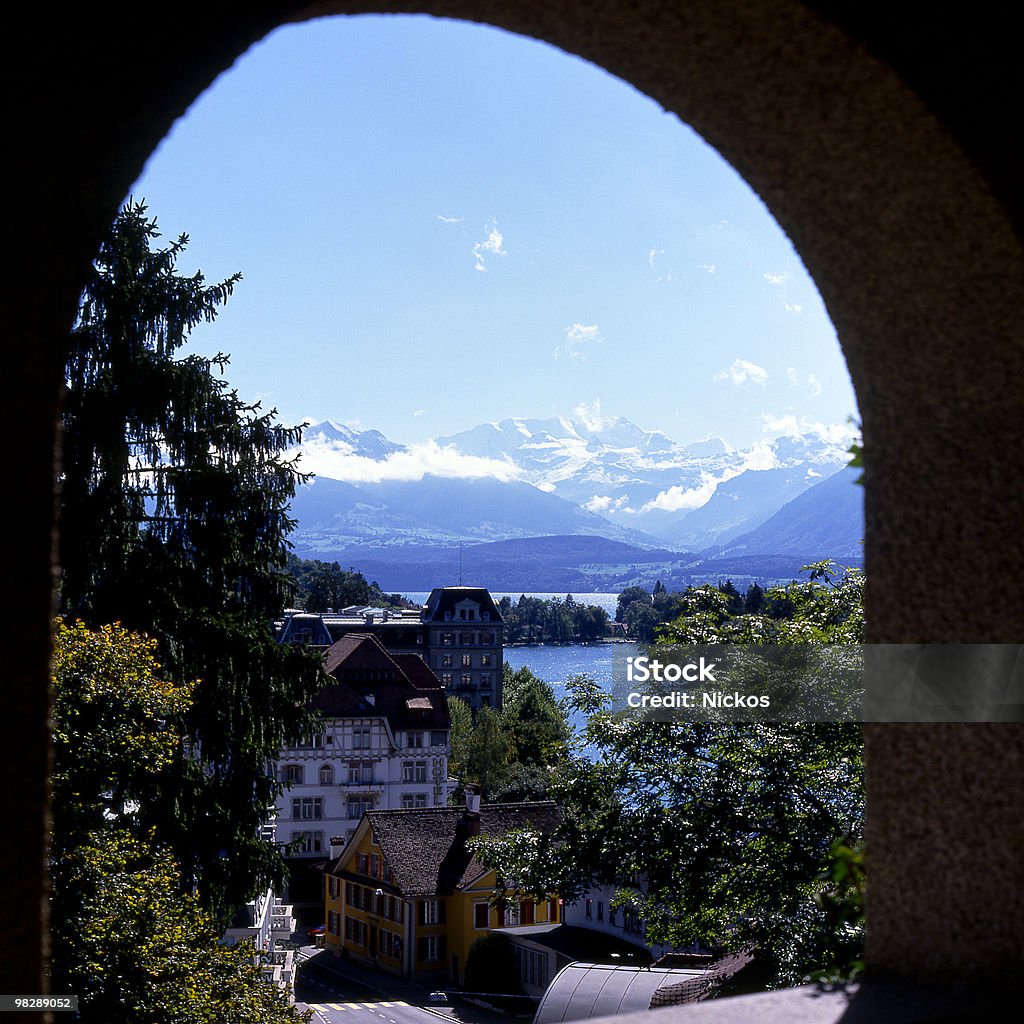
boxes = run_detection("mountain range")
[286,416,864,590]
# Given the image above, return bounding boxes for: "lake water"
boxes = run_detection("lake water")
[503,641,637,692]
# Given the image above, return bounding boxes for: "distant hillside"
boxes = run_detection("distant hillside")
[713,465,864,560]
[289,474,660,551]
[302,534,860,593]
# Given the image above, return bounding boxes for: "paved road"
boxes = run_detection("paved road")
[293,946,508,1024]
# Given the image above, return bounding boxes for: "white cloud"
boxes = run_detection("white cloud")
[640,439,783,513]
[763,271,789,286]
[807,373,822,396]
[714,358,769,387]
[785,302,804,314]
[412,408,429,417]
[437,214,463,224]
[643,474,722,512]
[555,323,602,361]
[584,495,613,512]
[786,367,798,385]
[648,248,664,269]
[472,220,506,271]
[573,398,611,431]
[700,263,717,274]
[761,414,857,446]
[292,439,521,484]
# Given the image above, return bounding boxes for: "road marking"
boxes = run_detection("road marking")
[308,1001,412,1014]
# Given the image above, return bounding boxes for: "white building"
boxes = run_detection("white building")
[273,633,456,897]
[561,880,674,961]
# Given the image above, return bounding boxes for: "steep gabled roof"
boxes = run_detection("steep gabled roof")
[354,801,561,898]
[422,587,503,624]
[314,634,449,730]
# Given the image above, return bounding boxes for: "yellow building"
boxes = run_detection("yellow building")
[323,791,561,984]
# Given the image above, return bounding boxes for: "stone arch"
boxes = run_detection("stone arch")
[5,0,1023,1004]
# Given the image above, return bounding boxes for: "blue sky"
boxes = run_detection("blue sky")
[130,14,858,453]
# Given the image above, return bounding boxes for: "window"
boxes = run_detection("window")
[407,731,425,748]
[430,730,447,746]
[481,632,495,644]
[328,910,340,936]
[460,632,474,645]
[481,654,492,667]
[462,653,472,667]
[345,916,368,946]
[420,935,440,961]
[504,902,520,927]
[292,797,323,820]
[549,898,559,923]
[520,900,535,925]
[461,673,472,687]
[356,853,369,875]
[481,673,491,687]
[420,899,442,925]
[328,876,341,899]
[290,831,323,854]
[516,947,549,988]
[348,795,375,820]
[352,727,372,749]
[609,907,617,926]
[301,733,331,748]
[319,764,334,785]
[441,673,452,686]
[585,898,592,919]
[370,853,379,878]
[348,760,373,783]
[474,902,489,929]
[440,632,454,646]
[598,901,604,921]
[401,792,428,809]
[281,764,303,785]
[442,653,453,667]
[402,761,428,783]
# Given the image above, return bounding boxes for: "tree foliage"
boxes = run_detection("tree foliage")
[463,932,519,994]
[57,200,325,916]
[498,594,609,643]
[50,621,308,1024]
[285,554,412,613]
[449,665,572,801]
[474,565,866,985]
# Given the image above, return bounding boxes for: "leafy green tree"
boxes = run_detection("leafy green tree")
[464,933,519,994]
[615,585,651,623]
[449,667,572,801]
[474,566,866,985]
[58,201,324,918]
[50,620,308,1024]
[502,665,572,767]
[449,699,513,797]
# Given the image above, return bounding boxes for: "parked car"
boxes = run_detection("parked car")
[307,924,326,940]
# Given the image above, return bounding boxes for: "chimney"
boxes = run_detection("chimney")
[329,835,346,859]
[463,784,482,837]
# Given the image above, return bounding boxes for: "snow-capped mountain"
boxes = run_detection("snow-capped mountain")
[288,416,855,556]
[436,415,853,547]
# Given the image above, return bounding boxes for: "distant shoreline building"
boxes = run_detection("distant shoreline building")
[277,585,504,710]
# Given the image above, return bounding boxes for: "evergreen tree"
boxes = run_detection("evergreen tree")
[58,200,324,919]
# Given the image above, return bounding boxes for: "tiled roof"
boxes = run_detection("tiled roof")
[355,801,561,898]
[314,634,449,730]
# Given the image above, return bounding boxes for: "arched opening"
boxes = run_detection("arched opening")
[4,0,1023,1011]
